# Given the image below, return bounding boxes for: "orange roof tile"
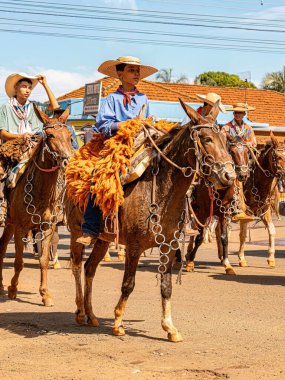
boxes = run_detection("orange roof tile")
[57,77,285,126]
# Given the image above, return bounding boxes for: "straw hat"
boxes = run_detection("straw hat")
[5,73,38,97]
[196,92,226,113]
[98,56,158,80]
[226,102,256,112]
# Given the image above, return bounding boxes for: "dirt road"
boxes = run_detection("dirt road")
[0,221,284,380]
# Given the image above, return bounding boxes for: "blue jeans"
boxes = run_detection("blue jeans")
[82,192,102,235]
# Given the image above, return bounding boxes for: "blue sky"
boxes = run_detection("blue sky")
[0,0,285,101]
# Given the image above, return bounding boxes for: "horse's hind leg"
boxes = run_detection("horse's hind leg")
[70,228,85,325]
[8,226,25,300]
[261,209,276,268]
[185,231,203,272]
[161,249,183,342]
[0,224,15,294]
[84,239,109,326]
[113,244,141,336]
[39,227,55,306]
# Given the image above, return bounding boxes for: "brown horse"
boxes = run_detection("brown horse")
[238,134,285,268]
[184,134,251,275]
[0,107,72,306]
[66,100,236,342]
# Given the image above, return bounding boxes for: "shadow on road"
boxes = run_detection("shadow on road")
[210,274,285,286]
[0,312,165,341]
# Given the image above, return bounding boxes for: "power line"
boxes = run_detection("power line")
[3,0,285,24]
[0,27,285,54]
[1,7,285,34]
[1,15,285,49]
[2,0,285,29]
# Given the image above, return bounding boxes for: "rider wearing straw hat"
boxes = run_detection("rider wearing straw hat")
[0,73,60,142]
[77,56,158,246]
[222,102,257,147]
[222,102,257,222]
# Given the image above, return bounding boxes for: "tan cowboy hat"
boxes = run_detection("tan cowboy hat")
[98,56,158,80]
[5,73,38,97]
[226,102,256,112]
[196,92,226,113]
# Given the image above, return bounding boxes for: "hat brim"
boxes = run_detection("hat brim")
[5,73,38,98]
[196,93,227,114]
[225,106,256,112]
[98,60,158,80]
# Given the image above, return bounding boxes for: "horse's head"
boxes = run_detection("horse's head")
[265,132,285,187]
[226,133,250,182]
[180,99,236,189]
[34,105,73,167]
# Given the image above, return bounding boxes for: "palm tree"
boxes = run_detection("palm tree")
[262,66,285,93]
[155,68,189,83]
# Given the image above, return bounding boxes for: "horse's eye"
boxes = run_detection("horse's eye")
[203,137,213,144]
[47,134,55,139]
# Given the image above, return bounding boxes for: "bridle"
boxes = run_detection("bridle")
[227,138,250,177]
[33,122,70,172]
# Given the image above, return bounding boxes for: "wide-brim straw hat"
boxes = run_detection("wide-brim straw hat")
[98,56,158,80]
[196,92,226,113]
[5,73,38,97]
[226,102,256,112]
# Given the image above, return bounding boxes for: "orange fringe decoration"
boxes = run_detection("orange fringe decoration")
[66,118,177,218]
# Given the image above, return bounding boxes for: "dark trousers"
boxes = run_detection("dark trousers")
[82,192,102,235]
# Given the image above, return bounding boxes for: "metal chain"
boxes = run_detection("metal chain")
[149,201,188,277]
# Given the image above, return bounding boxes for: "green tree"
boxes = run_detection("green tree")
[262,66,285,93]
[194,71,256,88]
[155,68,189,83]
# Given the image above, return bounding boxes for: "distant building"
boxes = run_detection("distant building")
[57,77,285,145]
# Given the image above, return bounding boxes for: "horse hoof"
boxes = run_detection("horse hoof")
[113,325,125,336]
[53,261,61,269]
[103,255,111,262]
[8,286,17,300]
[267,259,276,268]
[225,267,236,275]
[42,297,54,307]
[75,313,86,325]
[87,317,99,327]
[168,332,183,343]
[186,262,194,272]
[239,260,248,267]
[118,253,125,262]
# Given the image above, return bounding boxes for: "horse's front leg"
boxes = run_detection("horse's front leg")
[84,239,109,326]
[185,231,203,272]
[261,209,276,268]
[113,243,141,336]
[39,226,55,306]
[8,226,25,300]
[220,218,235,275]
[238,221,249,267]
[0,224,15,295]
[161,249,183,342]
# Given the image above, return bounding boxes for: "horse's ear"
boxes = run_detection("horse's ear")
[179,98,206,126]
[270,131,279,147]
[58,106,70,124]
[205,101,220,123]
[33,104,50,125]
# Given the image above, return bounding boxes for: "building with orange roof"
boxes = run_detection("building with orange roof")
[57,77,285,144]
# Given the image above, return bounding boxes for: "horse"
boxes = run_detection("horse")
[238,134,285,268]
[184,133,251,275]
[66,100,236,342]
[0,106,72,306]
